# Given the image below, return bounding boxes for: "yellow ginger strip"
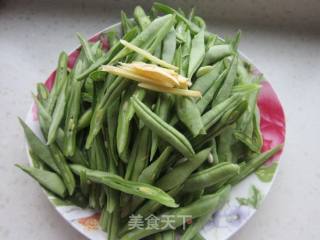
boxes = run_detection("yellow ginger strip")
[120,40,178,71]
[121,62,190,88]
[120,62,181,87]
[118,64,176,88]
[154,66,191,87]
[132,62,191,87]
[138,83,202,97]
[101,65,175,88]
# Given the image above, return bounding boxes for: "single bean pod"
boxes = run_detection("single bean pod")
[76,33,95,64]
[161,27,176,64]
[19,118,59,173]
[154,44,162,58]
[176,96,205,137]
[228,144,283,185]
[191,61,223,94]
[175,21,187,43]
[208,137,219,164]
[181,185,231,240]
[234,130,260,153]
[232,83,261,95]
[46,51,68,115]
[131,96,195,158]
[49,144,76,195]
[36,83,49,103]
[64,60,86,157]
[183,162,240,191]
[138,184,183,217]
[107,207,120,240]
[202,44,234,66]
[193,99,248,149]
[202,95,242,130]
[133,6,151,30]
[139,147,173,184]
[237,58,250,83]
[121,11,134,34]
[99,202,109,231]
[130,126,150,181]
[192,16,206,30]
[217,126,235,163]
[180,29,191,77]
[252,106,264,150]
[150,94,174,161]
[28,149,43,169]
[32,94,51,135]
[196,69,227,114]
[106,98,121,167]
[230,30,241,50]
[188,29,205,78]
[79,170,89,196]
[196,65,214,78]
[47,79,68,144]
[212,55,238,106]
[124,129,141,180]
[104,138,121,234]
[15,164,67,198]
[156,148,211,191]
[188,8,195,21]
[69,164,179,208]
[117,87,146,162]
[103,30,119,49]
[205,34,217,50]
[77,108,93,130]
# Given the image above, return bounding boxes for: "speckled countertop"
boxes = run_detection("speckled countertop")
[1,0,320,239]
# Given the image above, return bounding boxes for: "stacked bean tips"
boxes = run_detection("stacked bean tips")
[16,3,283,240]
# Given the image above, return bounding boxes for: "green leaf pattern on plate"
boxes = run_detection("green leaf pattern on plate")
[255,162,278,182]
[237,185,262,209]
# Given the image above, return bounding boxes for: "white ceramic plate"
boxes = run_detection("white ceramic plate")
[24,22,286,240]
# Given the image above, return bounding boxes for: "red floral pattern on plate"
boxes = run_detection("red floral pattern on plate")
[78,212,101,231]
[257,81,286,163]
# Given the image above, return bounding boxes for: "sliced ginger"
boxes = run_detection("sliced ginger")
[102,62,200,97]
[101,40,201,97]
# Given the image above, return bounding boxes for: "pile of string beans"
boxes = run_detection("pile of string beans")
[17,3,282,240]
